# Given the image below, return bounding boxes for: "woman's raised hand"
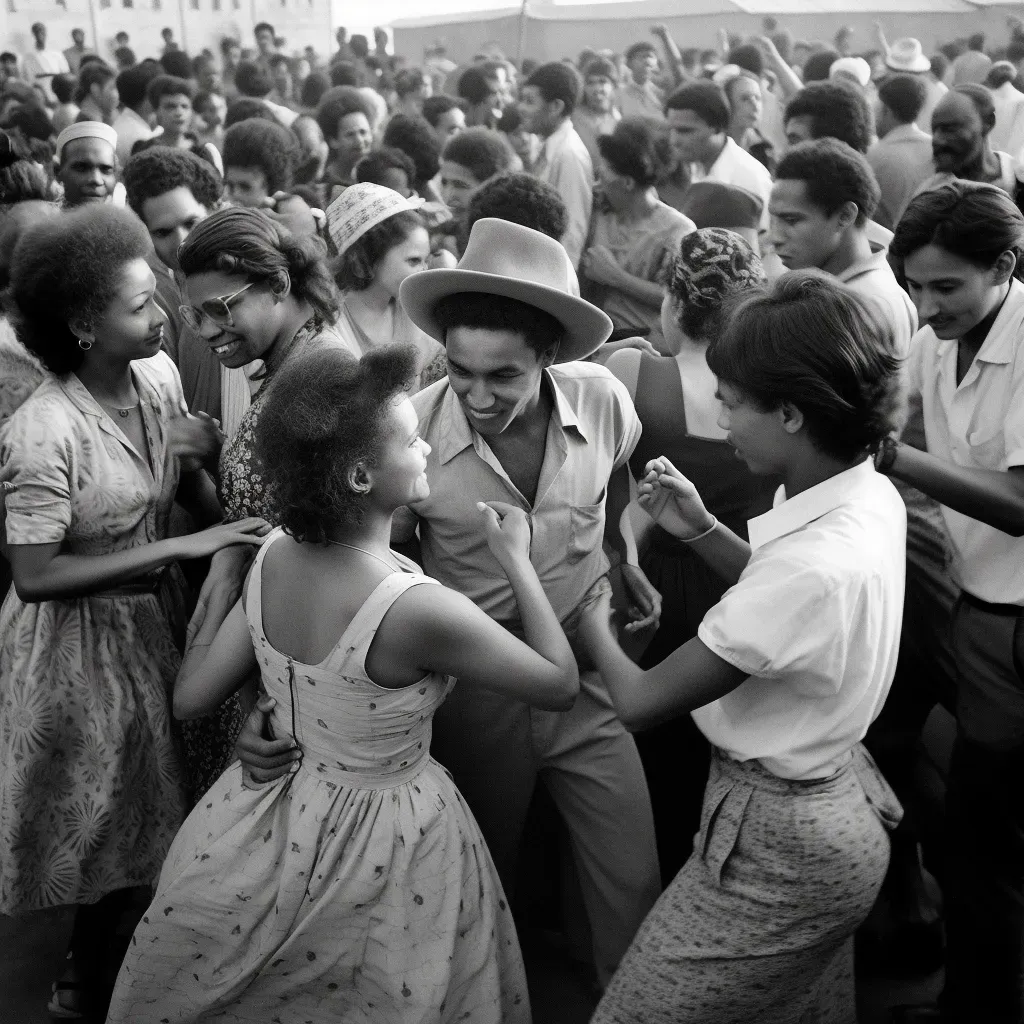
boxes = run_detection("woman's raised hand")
[178,518,271,560]
[167,411,225,463]
[637,458,715,541]
[478,501,532,570]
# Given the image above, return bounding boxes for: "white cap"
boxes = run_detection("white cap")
[55,121,118,161]
[829,56,871,88]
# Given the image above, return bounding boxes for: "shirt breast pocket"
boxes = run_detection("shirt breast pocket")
[966,427,1006,470]
[568,503,604,562]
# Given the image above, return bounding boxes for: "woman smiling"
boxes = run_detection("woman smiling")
[0,205,266,1018]
[176,206,347,798]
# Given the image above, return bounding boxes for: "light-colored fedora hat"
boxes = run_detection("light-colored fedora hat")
[885,38,931,74]
[400,218,613,362]
[325,182,425,256]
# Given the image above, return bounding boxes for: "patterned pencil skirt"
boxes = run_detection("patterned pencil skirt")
[591,745,902,1024]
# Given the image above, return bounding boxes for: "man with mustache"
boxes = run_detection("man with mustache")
[917,85,1019,197]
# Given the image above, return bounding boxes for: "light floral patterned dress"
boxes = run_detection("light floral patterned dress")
[0,351,188,915]
[180,317,351,800]
[107,528,530,1024]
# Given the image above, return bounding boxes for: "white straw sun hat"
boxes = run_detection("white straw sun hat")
[325,182,425,256]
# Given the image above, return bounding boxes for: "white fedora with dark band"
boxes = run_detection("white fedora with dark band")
[400,218,613,363]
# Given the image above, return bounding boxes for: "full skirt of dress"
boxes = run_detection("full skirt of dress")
[0,579,187,915]
[106,757,530,1024]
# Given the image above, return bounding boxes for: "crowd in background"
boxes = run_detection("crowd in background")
[1,10,1024,1024]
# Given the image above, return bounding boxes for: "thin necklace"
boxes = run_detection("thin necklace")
[98,399,140,419]
[325,539,401,573]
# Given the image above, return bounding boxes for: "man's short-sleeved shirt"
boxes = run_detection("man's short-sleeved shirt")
[836,246,918,357]
[907,276,1024,604]
[696,459,907,780]
[690,137,773,232]
[395,362,641,627]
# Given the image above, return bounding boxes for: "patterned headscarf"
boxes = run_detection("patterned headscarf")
[665,228,766,326]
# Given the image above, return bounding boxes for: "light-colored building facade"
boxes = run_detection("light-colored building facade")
[3,0,334,65]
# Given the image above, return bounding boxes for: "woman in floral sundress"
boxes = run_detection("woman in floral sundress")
[0,206,267,1019]
[107,344,579,1022]
[173,206,348,800]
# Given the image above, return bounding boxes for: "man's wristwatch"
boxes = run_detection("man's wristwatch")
[874,435,900,475]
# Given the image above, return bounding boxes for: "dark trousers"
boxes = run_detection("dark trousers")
[941,596,1024,1023]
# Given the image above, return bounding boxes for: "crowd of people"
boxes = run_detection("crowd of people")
[1,10,1024,1024]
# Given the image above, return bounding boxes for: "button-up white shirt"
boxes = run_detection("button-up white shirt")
[22,48,69,104]
[690,137,773,231]
[533,118,595,270]
[908,277,1024,604]
[696,459,907,779]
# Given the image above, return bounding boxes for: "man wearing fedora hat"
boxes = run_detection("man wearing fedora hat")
[883,36,947,133]
[392,217,663,986]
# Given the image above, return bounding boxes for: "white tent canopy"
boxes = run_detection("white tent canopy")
[393,0,1016,65]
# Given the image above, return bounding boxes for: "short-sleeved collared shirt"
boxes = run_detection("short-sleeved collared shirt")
[908,277,1024,604]
[533,119,595,270]
[394,362,641,628]
[690,137,773,231]
[696,460,907,780]
[836,246,918,357]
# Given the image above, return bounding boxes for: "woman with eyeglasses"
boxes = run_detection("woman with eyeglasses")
[0,205,268,1019]
[176,205,348,799]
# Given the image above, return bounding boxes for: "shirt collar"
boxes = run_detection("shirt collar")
[709,136,735,172]
[747,458,876,551]
[437,367,588,466]
[117,106,150,130]
[835,245,890,284]
[541,118,575,160]
[882,122,929,143]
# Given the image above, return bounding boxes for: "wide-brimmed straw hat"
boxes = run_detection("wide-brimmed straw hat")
[325,182,425,256]
[400,218,613,362]
[885,38,931,74]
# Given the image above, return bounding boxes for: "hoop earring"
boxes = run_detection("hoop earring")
[77,338,93,351]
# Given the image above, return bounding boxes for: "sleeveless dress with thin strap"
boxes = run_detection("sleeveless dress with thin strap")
[107,528,530,1024]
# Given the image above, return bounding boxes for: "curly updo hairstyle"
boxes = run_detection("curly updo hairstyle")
[10,204,151,375]
[255,344,419,543]
[707,270,903,463]
[177,206,340,325]
[664,227,766,341]
[331,209,425,292]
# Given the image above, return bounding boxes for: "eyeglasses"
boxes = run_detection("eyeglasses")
[178,282,255,333]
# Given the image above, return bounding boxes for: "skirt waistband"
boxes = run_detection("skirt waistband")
[292,751,437,791]
[710,745,902,831]
[710,747,853,794]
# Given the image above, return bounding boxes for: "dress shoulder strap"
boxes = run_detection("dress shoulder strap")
[244,527,287,644]
[318,569,442,673]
